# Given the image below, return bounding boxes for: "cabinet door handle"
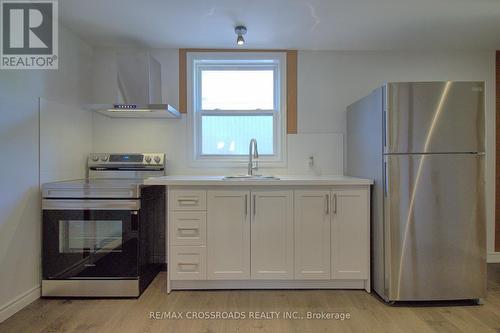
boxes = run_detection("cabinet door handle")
[325,194,329,215]
[333,194,337,214]
[253,194,256,216]
[244,194,248,217]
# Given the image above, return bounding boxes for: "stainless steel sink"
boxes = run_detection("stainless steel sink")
[223,175,280,181]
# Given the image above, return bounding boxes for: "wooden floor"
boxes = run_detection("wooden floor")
[2,265,500,333]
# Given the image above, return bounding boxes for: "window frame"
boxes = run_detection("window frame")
[187,52,287,168]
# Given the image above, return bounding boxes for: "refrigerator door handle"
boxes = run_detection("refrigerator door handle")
[383,110,387,151]
[383,161,388,197]
[383,84,388,153]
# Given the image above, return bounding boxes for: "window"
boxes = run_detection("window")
[187,52,286,166]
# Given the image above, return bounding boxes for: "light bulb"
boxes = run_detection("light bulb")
[237,35,244,45]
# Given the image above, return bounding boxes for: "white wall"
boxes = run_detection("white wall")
[40,99,93,183]
[90,48,496,255]
[0,26,93,322]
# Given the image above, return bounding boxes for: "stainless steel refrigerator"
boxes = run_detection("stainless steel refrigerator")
[346,81,486,302]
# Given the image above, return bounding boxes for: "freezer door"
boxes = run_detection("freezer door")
[384,153,486,301]
[385,82,484,154]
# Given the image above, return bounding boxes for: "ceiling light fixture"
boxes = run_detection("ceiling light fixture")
[235,25,247,46]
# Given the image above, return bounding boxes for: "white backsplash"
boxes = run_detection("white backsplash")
[91,113,343,176]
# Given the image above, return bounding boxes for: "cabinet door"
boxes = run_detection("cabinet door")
[207,190,250,279]
[251,190,293,279]
[294,190,331,279]
[331,188,369,279]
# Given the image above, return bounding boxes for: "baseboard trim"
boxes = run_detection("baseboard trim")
[0,285,40,323]
[170,279,367,290]
[487,252,500,263]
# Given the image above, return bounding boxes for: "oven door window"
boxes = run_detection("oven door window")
[43,210,139,279]
[59,220,123,253]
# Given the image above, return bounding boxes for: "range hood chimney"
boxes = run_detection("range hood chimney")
[87,53,180,118]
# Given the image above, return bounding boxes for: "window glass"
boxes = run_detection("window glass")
[201,115,274,155]
[201,70,274,110]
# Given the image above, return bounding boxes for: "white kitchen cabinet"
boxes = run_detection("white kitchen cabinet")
[164,182,371,293]
[331,189,369,280]
[207,190,250,280]
[251,190,293,279]
[294,190,331,279]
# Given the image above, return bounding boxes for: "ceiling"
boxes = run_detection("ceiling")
[60,0,500,50]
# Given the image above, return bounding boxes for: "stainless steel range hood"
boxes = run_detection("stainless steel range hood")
[87,53,180,118]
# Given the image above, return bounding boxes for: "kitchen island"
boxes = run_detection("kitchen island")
[144,175,373,293]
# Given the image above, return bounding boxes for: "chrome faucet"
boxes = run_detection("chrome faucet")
[248,138,259,176]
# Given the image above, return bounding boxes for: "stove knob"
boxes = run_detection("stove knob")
[145,156,152,163]
[91,155,99,162]
[154,156,161,163]
[100,155,108,162]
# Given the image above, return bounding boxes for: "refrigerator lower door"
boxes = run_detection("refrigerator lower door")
[383,153,486,301]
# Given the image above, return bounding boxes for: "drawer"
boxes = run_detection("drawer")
[169,190,207,211]
[170,246,206,280]
[170,212,206,246]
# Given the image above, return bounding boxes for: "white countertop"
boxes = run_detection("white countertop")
[144,175,373,186]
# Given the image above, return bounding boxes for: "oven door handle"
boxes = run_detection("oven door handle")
[42,199,140,210]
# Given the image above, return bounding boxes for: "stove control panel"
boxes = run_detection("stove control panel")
[88,153,165,166]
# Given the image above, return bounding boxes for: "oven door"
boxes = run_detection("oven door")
[42,199,140,279]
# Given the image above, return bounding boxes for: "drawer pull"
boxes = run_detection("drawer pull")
[177,197,199,206]
[178,228,199,236]
[177,262,199,272]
